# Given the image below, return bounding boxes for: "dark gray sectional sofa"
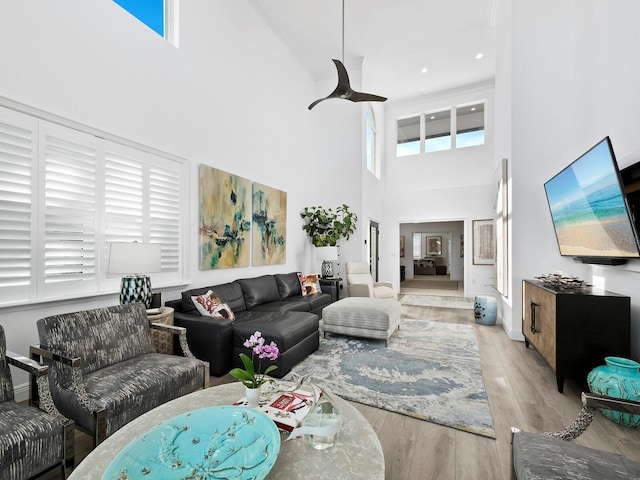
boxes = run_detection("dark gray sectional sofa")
[165,272,336,377]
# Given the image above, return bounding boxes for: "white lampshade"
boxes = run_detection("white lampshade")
[108,242,162,275]
[315,246,338,261]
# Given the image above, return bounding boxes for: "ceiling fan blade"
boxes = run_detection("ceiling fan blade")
[332,59,351,91]
[308,96,331,110]
[348,91,388,103]
[308,60,351,109]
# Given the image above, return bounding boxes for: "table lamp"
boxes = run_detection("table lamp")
[315,246,338,278]
[108,242,162,308]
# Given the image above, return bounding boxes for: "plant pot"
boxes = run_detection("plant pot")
[245,385,261,408]
[587,356,640,427]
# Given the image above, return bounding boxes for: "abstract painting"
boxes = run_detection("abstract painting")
[199,165,251,269]
[252,182,286,265]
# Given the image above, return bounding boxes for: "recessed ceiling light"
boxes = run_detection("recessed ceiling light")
[430,115,436,120]
[471,107,476,111]
[475,52,484,60]
[421,67,428,73]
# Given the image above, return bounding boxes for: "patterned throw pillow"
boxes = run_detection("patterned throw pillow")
[297,273,322,296]
[191,290,235,320]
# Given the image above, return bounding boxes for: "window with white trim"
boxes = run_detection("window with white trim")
[396,101,485,156]
[113,0,179,45]
[0,105,185,307]
[455,103,485,148]
[396,115,420,157]
[365,106,378,176]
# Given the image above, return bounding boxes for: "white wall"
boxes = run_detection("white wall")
[507,0,640,356]
[380,84,496,297]
[0,0,361,395]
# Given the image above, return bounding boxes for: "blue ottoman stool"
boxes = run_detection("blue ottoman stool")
[474,295,497,326]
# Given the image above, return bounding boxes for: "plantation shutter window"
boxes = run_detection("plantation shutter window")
[0,101,186,308]
[0,107,37,303]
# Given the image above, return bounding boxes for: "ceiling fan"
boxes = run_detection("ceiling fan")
[308,0,387,110]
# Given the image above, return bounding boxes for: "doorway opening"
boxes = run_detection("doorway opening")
[399,220,464,297]
[369,220,379,281]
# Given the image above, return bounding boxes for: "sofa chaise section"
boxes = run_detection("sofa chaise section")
[167,272,331,376]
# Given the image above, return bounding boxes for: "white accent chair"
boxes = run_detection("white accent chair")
[345,262,397,300]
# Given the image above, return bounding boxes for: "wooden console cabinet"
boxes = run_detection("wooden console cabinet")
[522,279,630,393]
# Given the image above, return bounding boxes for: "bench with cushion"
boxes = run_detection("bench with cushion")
[322,297,402,345]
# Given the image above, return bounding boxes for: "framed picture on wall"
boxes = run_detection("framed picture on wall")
[472,219,495,265]
[426,236,442,255]
[400,236,405,257]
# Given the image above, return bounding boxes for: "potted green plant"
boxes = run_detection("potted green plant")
[301,204,358,278]
[300,204,358,247]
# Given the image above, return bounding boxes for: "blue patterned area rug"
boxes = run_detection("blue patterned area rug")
[286,319,495,438]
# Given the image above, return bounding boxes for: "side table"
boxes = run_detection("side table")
[147,307,174,354]
[319,277,341,303]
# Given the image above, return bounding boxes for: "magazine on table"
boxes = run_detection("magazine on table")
[235,383,323,432]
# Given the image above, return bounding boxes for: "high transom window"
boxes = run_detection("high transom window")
[396,102,485,157]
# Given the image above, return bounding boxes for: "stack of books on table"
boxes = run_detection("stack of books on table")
[235,384,322,432]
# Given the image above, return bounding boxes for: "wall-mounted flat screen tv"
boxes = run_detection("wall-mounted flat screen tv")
[544,137,640,262]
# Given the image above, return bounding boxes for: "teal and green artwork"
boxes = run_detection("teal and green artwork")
[252,182,286,266]
[199,165,251,269]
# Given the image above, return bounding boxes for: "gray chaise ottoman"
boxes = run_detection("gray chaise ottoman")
[321,297,401,345]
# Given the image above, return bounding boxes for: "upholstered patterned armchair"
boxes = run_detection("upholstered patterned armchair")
[511,392,640,479]
[345,262,397,300]
[30,303,209,447]
[0,324,74,479]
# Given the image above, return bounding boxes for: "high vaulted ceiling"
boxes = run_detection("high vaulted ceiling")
[249,0,497,102]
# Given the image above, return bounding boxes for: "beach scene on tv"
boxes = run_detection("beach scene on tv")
[544,140,640,258]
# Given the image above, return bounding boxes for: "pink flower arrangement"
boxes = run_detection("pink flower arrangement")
[230,331,280,388]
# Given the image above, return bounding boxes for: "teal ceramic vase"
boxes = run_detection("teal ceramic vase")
[587,356,640,427]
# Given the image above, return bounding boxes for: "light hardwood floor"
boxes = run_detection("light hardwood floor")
[65,302,640,480]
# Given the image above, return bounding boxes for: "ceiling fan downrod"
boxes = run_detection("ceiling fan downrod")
[308,0,387,110]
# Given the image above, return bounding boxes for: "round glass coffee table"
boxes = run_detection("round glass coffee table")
[70,382,384,479]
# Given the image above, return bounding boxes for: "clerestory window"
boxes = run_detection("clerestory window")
[396,101,485,157]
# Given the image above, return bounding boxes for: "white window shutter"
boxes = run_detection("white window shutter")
[149,157,181,274]
[40,123,98,297]
[104,145,144,244]
[0,107,37,303]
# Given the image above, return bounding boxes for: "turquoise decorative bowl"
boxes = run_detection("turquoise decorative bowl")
[102,406,281,479]
[587,356,640,427]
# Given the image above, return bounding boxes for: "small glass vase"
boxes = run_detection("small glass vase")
[301,393,342,450]
[245,385,261,408]
[587,356,640,427]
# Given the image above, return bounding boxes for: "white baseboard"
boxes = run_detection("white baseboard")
[14,381,30,403]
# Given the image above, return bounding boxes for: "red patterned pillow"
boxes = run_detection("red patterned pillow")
[297,273,322,296]
[191,290,235,320]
